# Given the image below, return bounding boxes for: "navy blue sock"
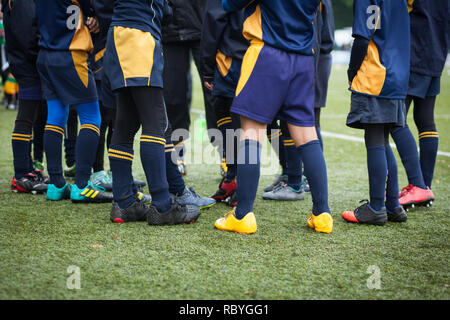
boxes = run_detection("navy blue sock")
[268,128,287,175]
[75,124,100,188]
[109,144,136,209]
[316,126,323,150]
[385,145,400,212]
[12,129,33,179]
[284,139,302,190]
[165,141,186,195]
[298,140,330,215]
[217,116,233,160]
[74,101,101,188]
[419,134,439,188]
[226,163,237,181]
[235,139,261,220]
[366,145,387,212]
[140,134,171,212]
[391,126,427,189]
[44,124,66,188]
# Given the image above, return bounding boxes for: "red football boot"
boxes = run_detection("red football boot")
[399,185,434,209]
[11,173,42,193]
[212,178,236,202]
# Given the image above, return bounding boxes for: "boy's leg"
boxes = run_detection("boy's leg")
[64,108,78,173]
[130,86,171,213]
[342,124,388,226]
[109,88,140,210]
[44,99,69,189]
[214,116,261,234]
[414,96,438,188]
[73,101,101,189]
[32,100,47,165]
[263,121,304,201]
[390,97,427,189]
[288,124,332,232]
[212,97,238,202]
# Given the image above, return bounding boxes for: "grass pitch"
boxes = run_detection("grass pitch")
[0,67,448,300]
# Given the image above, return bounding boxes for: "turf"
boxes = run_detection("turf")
[0,66,448,300]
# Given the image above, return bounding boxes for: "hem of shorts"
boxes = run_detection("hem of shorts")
[349,89,406,100]
[231,105,316,127]
[55,96,98,106]
[230,106,272,124]
[112,83,163,91]
[277,115,315,127]
[346,118,404,130]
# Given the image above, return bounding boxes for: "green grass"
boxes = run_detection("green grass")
[0,66,448,300]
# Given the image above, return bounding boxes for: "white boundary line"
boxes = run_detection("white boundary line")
[190,108,450,158]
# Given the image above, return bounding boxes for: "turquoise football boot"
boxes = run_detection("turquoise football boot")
[70,181,113,203]
[46,183,71,201]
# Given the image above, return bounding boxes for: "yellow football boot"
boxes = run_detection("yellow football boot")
[214,210,257,234]
[307,212,333,234]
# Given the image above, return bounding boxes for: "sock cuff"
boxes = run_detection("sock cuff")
[140,134,166,146]
[297,139,320,151]
[45,124,64,136]
[108,145,134,162]
[80,123,100,135]
[419,131,439,139]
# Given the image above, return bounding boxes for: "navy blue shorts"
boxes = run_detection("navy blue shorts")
[36,49,98,106]
[407,72,441,99]
[104,26,164,91]
[315,53,332,108]
[231,42,315,127]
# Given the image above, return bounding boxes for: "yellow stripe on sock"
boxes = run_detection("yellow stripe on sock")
[217,120,232,127]
[108,148,134,159]
[81,124,100,135]
[108,153,134,162]
[12,133,32,138]
[140,135,166,142]
[45,127,64,135]
[217,117,232,126]
[12,137,32,142]
[140,138,166,146]
[419,134,439,139]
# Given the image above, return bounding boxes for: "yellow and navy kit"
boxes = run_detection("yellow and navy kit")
[201,0,249,98]
[35,0,94,53]
[222,0,319,55]
[104,0,165,90]
[409,0,449,78]
[35,0,98,105]
[350,0,410,99]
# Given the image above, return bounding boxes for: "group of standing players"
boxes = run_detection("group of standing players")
[2,0,448,234]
